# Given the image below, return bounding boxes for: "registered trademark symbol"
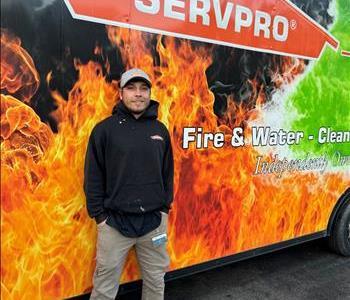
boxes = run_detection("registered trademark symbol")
[290,19,297,30]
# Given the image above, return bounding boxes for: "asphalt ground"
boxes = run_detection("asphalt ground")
[120,239,350,300]
[74,238,350,300]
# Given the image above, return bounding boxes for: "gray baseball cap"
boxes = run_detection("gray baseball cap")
[120,68,152,88]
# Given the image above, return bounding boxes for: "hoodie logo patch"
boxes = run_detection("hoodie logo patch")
[150,135,164,141]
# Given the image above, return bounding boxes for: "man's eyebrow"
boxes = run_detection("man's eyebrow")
[125,83,135,87]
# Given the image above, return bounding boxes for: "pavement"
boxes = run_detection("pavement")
[74,238,350,300]
[118,239,350,300]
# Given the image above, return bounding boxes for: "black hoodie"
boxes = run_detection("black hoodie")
[84,100,174,226]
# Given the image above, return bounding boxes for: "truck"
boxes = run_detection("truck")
[1,0,349,299]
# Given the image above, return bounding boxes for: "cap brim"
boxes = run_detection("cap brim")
[122,76,152,88]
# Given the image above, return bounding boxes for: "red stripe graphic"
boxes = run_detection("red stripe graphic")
[64,0,339,60]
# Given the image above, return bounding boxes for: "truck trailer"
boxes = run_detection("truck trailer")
[1,0,349,299]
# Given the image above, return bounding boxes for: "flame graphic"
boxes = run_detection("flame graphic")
[1,30,40,103]
[1,26,348,300]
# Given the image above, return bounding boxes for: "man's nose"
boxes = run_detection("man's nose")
[135,88,143,96]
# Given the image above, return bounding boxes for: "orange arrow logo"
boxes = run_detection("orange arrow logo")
[64,0,339,60]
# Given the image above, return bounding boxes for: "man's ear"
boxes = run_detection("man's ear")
[119,89,123,100]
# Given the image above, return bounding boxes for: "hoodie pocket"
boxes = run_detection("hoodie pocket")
[115,182,165,213]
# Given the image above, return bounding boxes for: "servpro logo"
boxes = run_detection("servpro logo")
[64,0,339,60]
[150,134,164,141]
[135,0,290,42]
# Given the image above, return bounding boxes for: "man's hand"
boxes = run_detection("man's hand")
[95,213,108,224]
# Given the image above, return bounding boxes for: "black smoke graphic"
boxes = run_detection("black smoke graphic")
[206,0,334,122]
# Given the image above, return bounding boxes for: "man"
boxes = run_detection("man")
[84,68,174,300]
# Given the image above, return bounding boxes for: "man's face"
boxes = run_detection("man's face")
[121,80,151,115]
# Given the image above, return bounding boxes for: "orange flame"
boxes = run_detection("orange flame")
[0,30,40,103]
[1,26,349,300]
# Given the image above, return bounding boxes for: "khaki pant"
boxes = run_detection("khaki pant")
[90,212,170,300]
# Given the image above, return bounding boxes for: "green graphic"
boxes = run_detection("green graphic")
[289,0,350,158]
